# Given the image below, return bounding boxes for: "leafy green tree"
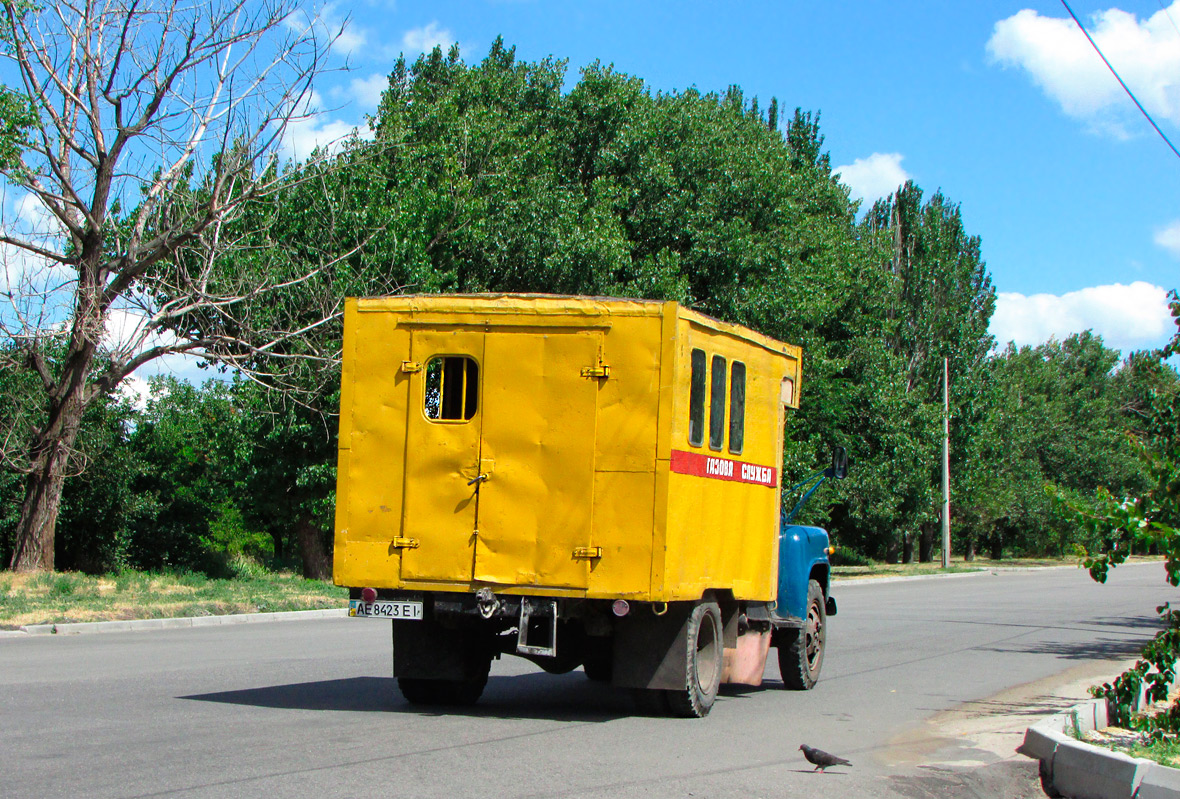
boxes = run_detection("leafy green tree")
[0,0,341,572]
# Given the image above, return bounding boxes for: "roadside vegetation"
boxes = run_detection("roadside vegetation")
[0,564,346,630]
[0,17,1176,624]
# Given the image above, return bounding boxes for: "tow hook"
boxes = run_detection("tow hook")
[476,587,499,619]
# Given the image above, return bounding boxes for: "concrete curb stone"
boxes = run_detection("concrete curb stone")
[1018,694,1180,798]
[14,607,348,636]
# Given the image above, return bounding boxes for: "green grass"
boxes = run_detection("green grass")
[1127,737,1180,768]
[0,563,348,629]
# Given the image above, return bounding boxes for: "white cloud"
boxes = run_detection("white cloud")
[339,73,388,110]
[280,90,373,162]
[987,4,1180,131]
[833,153,910,208]
[990,281,1172,353]
[1155,219,1180,258]
[287,2,368,58]
[402,22,455,55]
[116,374,152,410]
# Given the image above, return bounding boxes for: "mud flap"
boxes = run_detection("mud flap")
[610,603,693,690]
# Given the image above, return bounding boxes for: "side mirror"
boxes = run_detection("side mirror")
[826,446,848,480]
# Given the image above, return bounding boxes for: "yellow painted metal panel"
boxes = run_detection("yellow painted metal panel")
[398,328,485,583]
[475,329,600,588]
[334,294,803,602]
[587,471,656,597]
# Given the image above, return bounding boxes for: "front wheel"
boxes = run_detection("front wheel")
[666,601,723,717]
[779,579,826,690]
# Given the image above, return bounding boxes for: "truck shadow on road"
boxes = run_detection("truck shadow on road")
[179,672,638,721]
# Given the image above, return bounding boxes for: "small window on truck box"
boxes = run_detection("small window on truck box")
[689,348,706,446]
[709,354,726,451]
[424,356,478,421]
[729,361,746,454]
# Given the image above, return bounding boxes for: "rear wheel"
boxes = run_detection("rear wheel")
[779,579,826,690]
[398,670,488,706]
[666,601,723,718]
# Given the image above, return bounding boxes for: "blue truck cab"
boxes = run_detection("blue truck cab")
[764,447,846,690]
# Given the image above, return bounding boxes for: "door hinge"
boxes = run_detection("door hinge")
[580,365,610,379]
[391,537,420,549]
[400,361,422,373]
[573,546,603,560]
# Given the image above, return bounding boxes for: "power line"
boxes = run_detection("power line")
[1156,0,1180,41]
[1059,0,1180,162]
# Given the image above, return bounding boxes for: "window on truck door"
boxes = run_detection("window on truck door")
[424,356,479,421]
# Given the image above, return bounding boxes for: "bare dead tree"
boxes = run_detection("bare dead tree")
[0,0,349,571]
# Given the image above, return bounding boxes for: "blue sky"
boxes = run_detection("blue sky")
[284,0,1180,358]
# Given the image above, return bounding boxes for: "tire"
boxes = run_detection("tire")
[397,655,491,706]
[779,579,826,690]
[582,642,613,682]
[666,601,723,718]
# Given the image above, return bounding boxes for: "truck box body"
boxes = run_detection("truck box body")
[333,294,802,603]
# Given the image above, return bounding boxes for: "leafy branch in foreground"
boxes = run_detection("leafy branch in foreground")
[1055,291,1180,737]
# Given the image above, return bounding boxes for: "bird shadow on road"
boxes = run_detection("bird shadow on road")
[179,672,637,722]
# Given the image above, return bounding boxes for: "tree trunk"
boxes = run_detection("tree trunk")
[902,532,914,564]
[9,392,86,572]
[964,536,975,562]
[990,534,1003,561]
[919,523,934,563]
[297,517,332,580]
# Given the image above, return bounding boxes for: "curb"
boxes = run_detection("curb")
[1017,689,1180,798]
[9,607,348,636]
[836,561,1160,587]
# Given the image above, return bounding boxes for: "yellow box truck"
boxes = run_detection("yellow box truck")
[334,294,839,717]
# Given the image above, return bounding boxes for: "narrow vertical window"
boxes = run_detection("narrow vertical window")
[424,356,479,421]
[688,348,706,446]
[709,354,726,451]
[729,361,746,454]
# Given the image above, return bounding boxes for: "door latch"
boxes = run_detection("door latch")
[400,361,422,373]
[573,546,603,560]
[391,537,419,549]
[580,365,610,379]
[467,473,489,487]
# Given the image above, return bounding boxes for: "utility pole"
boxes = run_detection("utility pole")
[941,357,951,568]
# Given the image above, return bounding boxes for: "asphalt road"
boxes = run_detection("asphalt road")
[1,562,1175,799]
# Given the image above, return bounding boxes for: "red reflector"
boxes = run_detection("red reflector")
[361,587,377,603]
[612,599,630,617]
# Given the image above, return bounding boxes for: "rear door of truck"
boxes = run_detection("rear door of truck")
[399,322,602,590]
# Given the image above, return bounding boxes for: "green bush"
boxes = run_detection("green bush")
[829,545,874,567]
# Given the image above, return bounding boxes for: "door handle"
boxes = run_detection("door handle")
[467,473,489,487]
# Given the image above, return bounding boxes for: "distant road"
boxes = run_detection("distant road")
[1,563,1172,799]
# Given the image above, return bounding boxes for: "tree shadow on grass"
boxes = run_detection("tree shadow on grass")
[179,671,638,722]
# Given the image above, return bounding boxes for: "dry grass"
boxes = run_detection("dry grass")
[0,568,347,629]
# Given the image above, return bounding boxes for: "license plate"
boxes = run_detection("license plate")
[348,599,423,619]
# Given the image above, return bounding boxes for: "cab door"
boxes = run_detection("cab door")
[399,329,485,583]
[473,329,602,589]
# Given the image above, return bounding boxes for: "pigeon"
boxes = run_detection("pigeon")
[799,744,852,772]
